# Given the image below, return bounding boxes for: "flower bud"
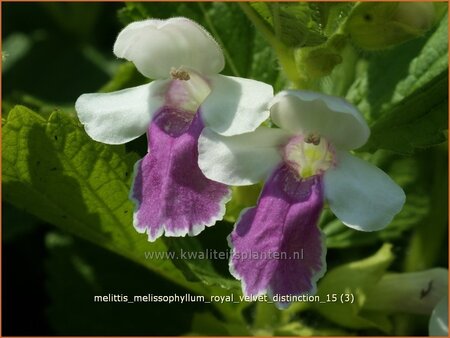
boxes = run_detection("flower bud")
[295,34,346,79]
[364,268,448,315]
[296,47,343,79]
[345,3,437,50]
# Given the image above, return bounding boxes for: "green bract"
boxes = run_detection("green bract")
[345,3,443,51]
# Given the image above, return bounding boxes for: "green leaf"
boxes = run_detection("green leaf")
[248,33,285,91]
[313,244,395,333]
[198,2,253,77]
[190,312,251,336]
[347,13,448,121]
[198,2,283,82]
[223,185,261,223]
[251,2,326,48]
[345,14,448,154]
[99,61,147,93]
[164,237,241,291]
[272,322,350,336]
[45,232,206,335]
[190,312,230,336]
[361,71,447,154]
[393,13,448,101]
[2,105,208,295]
[270,3,327,48]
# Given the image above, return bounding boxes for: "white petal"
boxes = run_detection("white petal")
[198,127,290,186]
[270,90,370,150]
[75,81,168,144]
[113,18,224,79]
[323,151,405,231]
[200,75,273,136]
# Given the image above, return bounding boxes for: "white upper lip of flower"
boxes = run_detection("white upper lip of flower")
[270,90,370,150]
[113,17,225,79]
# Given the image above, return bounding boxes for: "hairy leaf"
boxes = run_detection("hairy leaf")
[345,14,448,154]
[361,72,447,154]
[251,2,326,48]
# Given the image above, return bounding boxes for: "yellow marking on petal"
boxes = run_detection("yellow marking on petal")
[284,135,335,179]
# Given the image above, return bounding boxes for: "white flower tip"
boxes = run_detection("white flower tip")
[270,90,370,150]
[75,84,160,145]
[113,17,224,79]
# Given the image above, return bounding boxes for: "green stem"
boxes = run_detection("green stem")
[252,301,280,334]
[198,3,241,77]
[403,145,448,272]
[396,145,448,335]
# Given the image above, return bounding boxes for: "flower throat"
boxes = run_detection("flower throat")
[283,134,335,179]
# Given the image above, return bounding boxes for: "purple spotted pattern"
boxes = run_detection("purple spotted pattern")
[131,107,230,241]
[229,165,326,307]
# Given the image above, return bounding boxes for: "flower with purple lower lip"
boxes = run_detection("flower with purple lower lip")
[198,90,406,308]
[75,18,273,241]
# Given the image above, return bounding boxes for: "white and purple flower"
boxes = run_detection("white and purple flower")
[198,90,406,307]
[75,18,273,241]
